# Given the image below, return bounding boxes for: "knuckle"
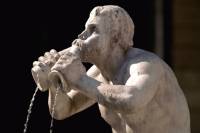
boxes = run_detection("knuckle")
[33,61,39,66]
[38,56,44,61]
[44,52,50,57]
[50,49,57,54]
[50,49,60,61]
[32,65,41,73]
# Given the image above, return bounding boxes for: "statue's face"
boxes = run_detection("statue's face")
[77,15,110,62]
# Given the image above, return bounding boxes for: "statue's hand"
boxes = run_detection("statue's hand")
[32,49,60,91]
[51,52,86,88]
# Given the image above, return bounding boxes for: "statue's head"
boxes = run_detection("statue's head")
[77,5,134,62]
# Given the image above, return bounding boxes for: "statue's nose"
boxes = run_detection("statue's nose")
[78,30,88,40]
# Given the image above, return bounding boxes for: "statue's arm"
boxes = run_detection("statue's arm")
[48,65,99,120]
[74,60,162,114]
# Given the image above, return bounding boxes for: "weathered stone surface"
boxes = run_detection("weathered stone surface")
[32,5,190,133]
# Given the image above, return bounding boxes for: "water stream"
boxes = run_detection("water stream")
[23,87,39,133]
[24,74,61,133]
[49,86,60,133]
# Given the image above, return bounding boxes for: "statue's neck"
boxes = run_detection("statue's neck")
[94,47,126,81]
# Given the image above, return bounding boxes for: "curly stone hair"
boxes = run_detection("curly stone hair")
[89,5,135,51]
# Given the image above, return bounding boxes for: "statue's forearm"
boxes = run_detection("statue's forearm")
[75,75,134,113]
[48,85,96,120]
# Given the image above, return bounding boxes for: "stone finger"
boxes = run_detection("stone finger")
[44,52,51,58]
[50,49,57,55]
[38,56,45,62]
[51,49,60,60]
[33,61,40,66]
[32,65,42,75]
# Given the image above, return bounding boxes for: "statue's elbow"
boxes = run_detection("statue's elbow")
[49,108,71,120]
[54,114,68,120]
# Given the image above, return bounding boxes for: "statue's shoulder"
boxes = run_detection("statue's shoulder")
[125,48,162,66]
[124,48,164,76]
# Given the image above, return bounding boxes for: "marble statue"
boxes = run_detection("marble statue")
[31,5,190,133]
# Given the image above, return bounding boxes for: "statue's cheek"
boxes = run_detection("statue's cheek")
[84,34,99,46]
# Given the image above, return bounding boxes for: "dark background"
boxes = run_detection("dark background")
[3,0,173,133]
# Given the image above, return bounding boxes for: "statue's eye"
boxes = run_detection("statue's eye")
[89,24,97,33]
[90,25,96,32]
